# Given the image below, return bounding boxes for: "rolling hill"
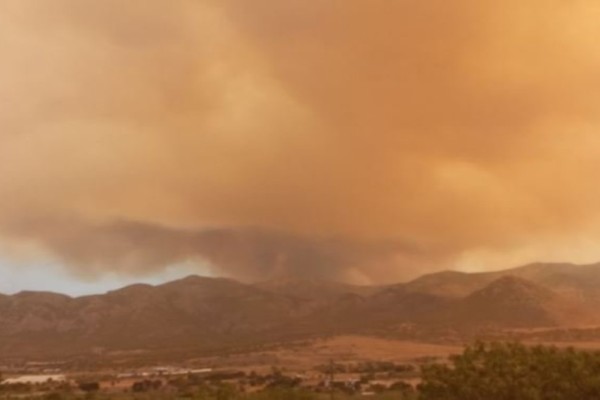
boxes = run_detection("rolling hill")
[1,262,600,357]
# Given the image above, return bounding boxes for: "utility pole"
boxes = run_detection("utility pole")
[329,359,335,400]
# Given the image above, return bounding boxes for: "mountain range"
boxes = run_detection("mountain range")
[2,262,600,358]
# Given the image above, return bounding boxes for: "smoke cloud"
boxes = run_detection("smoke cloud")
[1,0,600,283]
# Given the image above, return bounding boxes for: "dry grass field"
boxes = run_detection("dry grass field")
[189,335,462,373]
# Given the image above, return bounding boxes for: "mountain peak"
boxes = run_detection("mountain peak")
[467,275,556,305]
[13,290,72,301]
[160,275,237,287]
[456,276,569,328]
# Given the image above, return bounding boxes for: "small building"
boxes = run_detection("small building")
[1,374,67,385]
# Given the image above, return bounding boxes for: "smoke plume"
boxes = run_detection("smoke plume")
[1,0,600,282]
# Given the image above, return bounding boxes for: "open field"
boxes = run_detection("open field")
[188,336,462,373]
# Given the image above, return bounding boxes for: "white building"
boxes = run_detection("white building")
[1,375,67,385]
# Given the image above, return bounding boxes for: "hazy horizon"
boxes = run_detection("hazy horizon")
[0,257,215,296]
[1,257,598,296]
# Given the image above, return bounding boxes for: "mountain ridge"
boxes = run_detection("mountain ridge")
[2,262,600,358]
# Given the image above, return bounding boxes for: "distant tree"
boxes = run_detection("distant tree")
[248,387,316,400]
[78,382,100,393]
[419,341,600,400]
[215,383,238,400]
[132,379,162,392]
[369,383,387,393]
[389,380,415,396]
[266,374,302,390]
[43,392,63,400]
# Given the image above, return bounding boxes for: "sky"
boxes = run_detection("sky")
[2,0,600,292]
[0,258,209,296]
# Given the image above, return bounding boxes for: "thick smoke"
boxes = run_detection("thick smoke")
[1,0,600,282]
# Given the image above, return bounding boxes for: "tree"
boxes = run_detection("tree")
[419,341,600,400]
[78,382,100,393]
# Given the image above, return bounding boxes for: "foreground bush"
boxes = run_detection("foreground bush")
[419,342,600,400]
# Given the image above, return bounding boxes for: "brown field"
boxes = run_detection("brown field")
[188,335,463,373]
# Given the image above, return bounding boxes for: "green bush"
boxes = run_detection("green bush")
[419,341,600,400]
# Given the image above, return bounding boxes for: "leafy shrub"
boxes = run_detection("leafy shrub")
[419,341,600,400]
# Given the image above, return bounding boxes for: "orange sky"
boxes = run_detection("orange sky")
[1,0,600,283]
